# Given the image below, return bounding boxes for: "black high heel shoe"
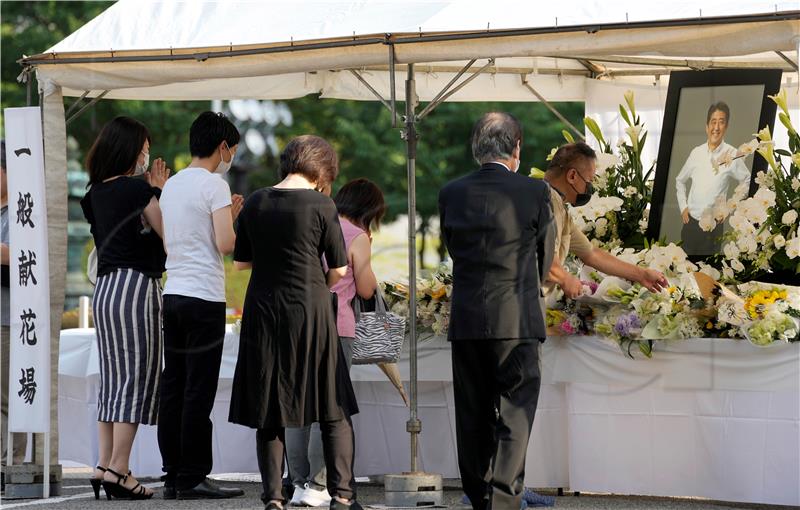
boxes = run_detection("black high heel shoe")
[89,466,107,500]
[101,468,153,500]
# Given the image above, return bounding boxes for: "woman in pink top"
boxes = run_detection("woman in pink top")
[284,178,385,507]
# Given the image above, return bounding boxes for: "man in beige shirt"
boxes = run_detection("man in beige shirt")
[543,142,668,298]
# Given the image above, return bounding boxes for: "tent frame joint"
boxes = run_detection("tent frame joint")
[416,58,495,121]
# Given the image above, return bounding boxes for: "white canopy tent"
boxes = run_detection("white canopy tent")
[18,0,800,476]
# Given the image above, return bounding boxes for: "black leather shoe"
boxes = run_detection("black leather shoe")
[177,479,244,499]
[330,499,363,510]
[163,485,176,500]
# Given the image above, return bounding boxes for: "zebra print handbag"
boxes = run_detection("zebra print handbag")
[351,290,405,365]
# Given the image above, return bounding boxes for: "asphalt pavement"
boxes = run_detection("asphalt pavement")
[0,471,794,510]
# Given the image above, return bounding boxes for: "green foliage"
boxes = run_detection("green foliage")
[2,3,584,273]
[1,1,208,170]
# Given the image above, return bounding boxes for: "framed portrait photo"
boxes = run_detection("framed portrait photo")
[647,69,782,259]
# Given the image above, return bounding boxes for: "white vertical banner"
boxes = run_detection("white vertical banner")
[4,106,51,433]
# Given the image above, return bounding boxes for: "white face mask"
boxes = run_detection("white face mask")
[134,151,149,176]
[215,144,233,175]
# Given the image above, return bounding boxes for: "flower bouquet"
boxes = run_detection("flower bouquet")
[702,90,800,284]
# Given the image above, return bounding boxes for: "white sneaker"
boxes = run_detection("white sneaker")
[300,483,332,507]
[290,484,308,506]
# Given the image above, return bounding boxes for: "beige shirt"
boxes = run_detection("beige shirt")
[544,186,594,294]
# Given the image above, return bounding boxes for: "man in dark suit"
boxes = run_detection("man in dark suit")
[438,112,554,510]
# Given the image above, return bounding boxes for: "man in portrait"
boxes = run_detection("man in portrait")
[675,101,750,255]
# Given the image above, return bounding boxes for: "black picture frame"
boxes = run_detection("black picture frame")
[647,69,782,260]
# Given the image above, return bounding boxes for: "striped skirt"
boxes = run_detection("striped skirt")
[92,268,162,425]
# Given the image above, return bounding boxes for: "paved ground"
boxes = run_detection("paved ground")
[0,471,795,510]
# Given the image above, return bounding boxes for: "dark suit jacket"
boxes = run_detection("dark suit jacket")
[439,162,554,341]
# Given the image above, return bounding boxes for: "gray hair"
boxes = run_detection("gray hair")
[470,112,522,164]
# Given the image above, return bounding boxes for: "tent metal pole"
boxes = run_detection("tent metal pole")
[521,76,585,140]
[65,90,109,126]
[416,59,477,119]
[403,63,421,473]
[348,70,394,113]
[775,50,798,71]
[64,90,91,118]
[389,43,397,128]
[417,58,494,121]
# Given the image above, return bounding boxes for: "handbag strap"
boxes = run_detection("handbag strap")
[353,287,389,320]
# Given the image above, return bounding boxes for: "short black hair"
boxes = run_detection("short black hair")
[707,102,730,124]
[546,142,597,176]
[471,112,522,164]
[1,139,5,172]
[279,135,339,188]
[189,111,240,158]
[334,178,386,232]
[85,117,150,185]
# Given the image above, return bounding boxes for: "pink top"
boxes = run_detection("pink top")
[331,217,367,338]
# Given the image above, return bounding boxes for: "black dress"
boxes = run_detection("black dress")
[228,188,358,429]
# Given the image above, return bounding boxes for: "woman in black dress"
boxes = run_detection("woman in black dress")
[229,135,361,510]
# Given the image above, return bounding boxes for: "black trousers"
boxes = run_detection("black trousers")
[157,295,226,490]
[452,339,541,510]
[681,216,723,256]
[257,418,356,503]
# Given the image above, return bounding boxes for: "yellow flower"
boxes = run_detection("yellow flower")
[768,89,789,116]
[624,90,636,118]
[792,153,800,169]
[705,321,714,330]
[755,126,772,142]
[529,167,545,179]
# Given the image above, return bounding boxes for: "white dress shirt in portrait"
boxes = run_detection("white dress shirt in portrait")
[675,141,750,220]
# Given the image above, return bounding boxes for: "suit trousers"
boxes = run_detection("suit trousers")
[451,339,541,510]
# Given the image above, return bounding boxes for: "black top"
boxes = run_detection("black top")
[438,163,555,341]
[228,188,356,429]
[80,177,166,279]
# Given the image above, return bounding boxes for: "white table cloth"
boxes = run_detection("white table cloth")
[58,329,799,505]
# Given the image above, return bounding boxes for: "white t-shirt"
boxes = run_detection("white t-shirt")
[675,140,750,220]
[160,167,232,302]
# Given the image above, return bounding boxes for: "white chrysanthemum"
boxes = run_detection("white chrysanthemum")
[698,210,717,232]
[712,195,729,221]
[792,178,800,192]
[594,173,608,190]
[622,186,638,198]
[774,235,786,249]
[787,236,800,259]
[737,139,759,156]
[723,241,740,260]
[730,258,745,273]
[753,188,776,208]
[782,209,798,226]
[697,262,721,281]
[722,264,734,280]
[594,217,609,237]
[732,182,749,202]
[754,171,774,188]
[595,152,619,173]
[638,216,648,233]
[737,234,758,254]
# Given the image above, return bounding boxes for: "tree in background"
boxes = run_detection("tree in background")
[2,1,583,274]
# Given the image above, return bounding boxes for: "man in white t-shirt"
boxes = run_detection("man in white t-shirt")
[157,112,245,500]
[675,101,750,256]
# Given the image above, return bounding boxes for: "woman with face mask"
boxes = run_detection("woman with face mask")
[80,116,170,500]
